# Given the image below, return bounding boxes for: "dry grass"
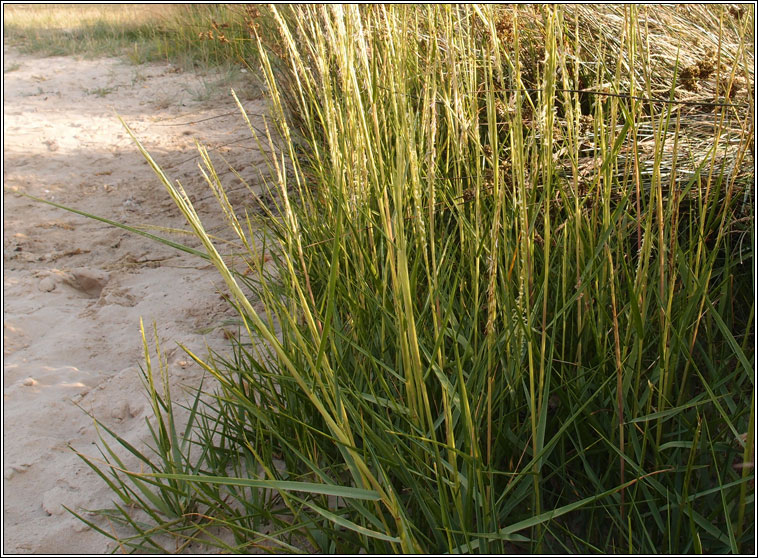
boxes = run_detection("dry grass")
[563,5,754,101]
[3,4,258,69]
[3,4,174,30]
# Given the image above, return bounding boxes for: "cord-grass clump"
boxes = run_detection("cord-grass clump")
[77,5,754,554]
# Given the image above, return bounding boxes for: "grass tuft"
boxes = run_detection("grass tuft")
[69,4,754,554]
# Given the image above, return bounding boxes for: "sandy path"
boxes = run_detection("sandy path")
[3,46,266,553]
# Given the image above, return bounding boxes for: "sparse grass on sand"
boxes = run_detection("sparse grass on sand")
[53,4,754,554]
[3,4,257,70]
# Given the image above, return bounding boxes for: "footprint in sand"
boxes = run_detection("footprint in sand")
[4,462,33,480]
[62,268,110,298]
[41,481,79,517]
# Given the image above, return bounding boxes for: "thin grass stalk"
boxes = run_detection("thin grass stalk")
[674,413,703,547]
[537,6,556,424]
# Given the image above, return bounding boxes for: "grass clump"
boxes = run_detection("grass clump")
[75,4,754,554]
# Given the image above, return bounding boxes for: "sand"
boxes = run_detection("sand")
[3,45,268,553]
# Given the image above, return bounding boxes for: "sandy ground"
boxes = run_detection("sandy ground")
[3,45,268,553]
